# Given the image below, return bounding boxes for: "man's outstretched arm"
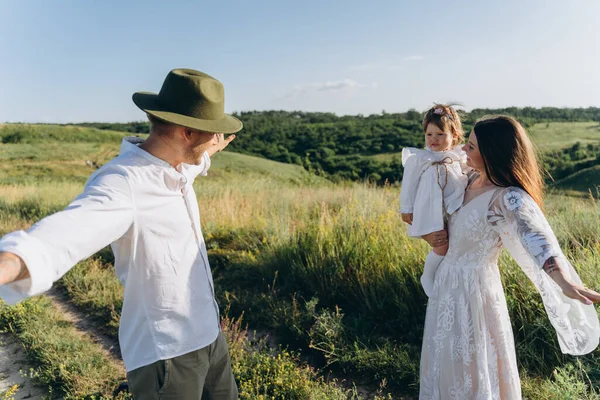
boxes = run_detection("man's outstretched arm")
[0,171,133,304]
[0,252,29,286]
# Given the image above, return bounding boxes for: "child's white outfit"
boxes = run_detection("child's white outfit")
[400,145,468,237]
[399,145,469,297]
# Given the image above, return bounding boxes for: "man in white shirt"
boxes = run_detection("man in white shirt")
[0,69,242,399]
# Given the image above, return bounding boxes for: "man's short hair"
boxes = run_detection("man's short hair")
[147,114,176,136]
[147,113,170,127]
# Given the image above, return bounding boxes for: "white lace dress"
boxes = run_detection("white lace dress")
[419,186,600,399]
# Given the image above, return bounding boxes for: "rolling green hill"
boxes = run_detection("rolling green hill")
[0,124,324,186]
[209,151,325,184]
[2,121,599,194]
[370,121,600,162]
[71,110,600,185]
[552,164,600,196]
[528,121,600,150]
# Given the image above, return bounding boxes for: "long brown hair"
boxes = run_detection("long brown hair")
[473,115,544,207]
[423,103,464,147]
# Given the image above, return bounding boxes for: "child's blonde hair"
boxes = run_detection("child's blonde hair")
[422,104,464,147]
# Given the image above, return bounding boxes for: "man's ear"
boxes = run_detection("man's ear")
[179,128,192,142]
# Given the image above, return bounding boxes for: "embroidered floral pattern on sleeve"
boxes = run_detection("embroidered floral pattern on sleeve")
[419,187,600,399]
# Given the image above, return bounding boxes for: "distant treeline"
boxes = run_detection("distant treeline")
[74,121,150,134]
[73,107,600,184]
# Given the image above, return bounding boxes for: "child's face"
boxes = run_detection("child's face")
[425,123,453,151]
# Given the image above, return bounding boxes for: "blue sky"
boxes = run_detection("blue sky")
[1,0,599,122]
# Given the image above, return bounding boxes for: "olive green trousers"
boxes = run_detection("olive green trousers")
[127,332,238,399]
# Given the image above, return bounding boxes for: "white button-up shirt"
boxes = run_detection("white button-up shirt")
[0,137,220,372]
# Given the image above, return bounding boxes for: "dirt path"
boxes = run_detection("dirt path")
[1,289,126,399]
[0,332,46,400]
[46,288,124,367]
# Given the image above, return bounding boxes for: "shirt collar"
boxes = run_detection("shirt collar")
[121,136,171,168]
[120,136,208,182]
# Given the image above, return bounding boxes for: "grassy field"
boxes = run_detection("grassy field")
[0,124,325,187]
[553,165,600,197]
[1,123,600,399]
[528,121,600,151]
[370,121,600,162]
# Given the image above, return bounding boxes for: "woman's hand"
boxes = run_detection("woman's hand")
[401,213,413,225]
[558,279,600,305]
[422,230,448,247]
[544,258,600,305]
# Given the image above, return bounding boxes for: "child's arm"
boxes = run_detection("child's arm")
[401,213,413,225]
[399,148,423,217]
[453,145,473,175]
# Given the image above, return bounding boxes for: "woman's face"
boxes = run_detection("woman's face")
[462,131,485,171]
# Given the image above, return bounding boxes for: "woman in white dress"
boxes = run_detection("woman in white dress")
[417,115,600,399]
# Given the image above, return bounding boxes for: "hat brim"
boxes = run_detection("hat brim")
[132,92,243,134]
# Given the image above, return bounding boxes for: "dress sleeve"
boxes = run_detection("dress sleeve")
[450,145,472,175]
[400,147,426,213]
[486,187,600,355]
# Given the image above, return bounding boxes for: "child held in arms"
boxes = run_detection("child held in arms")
[399,104,470,297]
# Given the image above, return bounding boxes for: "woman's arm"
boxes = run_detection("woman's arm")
[487,187,600,355]
[421,230,448,247]
[542,256,600,304]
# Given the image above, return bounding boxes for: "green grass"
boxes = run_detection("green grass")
[367,121,600,161]
[366,152,402,162]
[552,165,600,196]
[0,123,323,186]
[529,121,600,151]
[0,124,127,145]
[1,123,600,398]
[210,151,326,185]
[55,259,366,399]
[0,297,128,399]
[56,257,123,339]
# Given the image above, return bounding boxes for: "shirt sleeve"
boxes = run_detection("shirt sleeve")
[487,187,600,355]
[182,151,211,179]
[399,147,425,214]
[0,169,134,304]
[201,151,211,175]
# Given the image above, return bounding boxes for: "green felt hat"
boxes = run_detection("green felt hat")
[132,69,242,134]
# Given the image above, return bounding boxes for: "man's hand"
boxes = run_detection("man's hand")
[401,213,413,225]
[422,230,448,247]
[0,252,29,286]
[207,134,235,157]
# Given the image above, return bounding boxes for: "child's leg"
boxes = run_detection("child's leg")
[421,243,447,298]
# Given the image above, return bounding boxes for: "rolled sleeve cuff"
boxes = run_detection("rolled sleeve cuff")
[0,231,54,305]
[399,206,413,213]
